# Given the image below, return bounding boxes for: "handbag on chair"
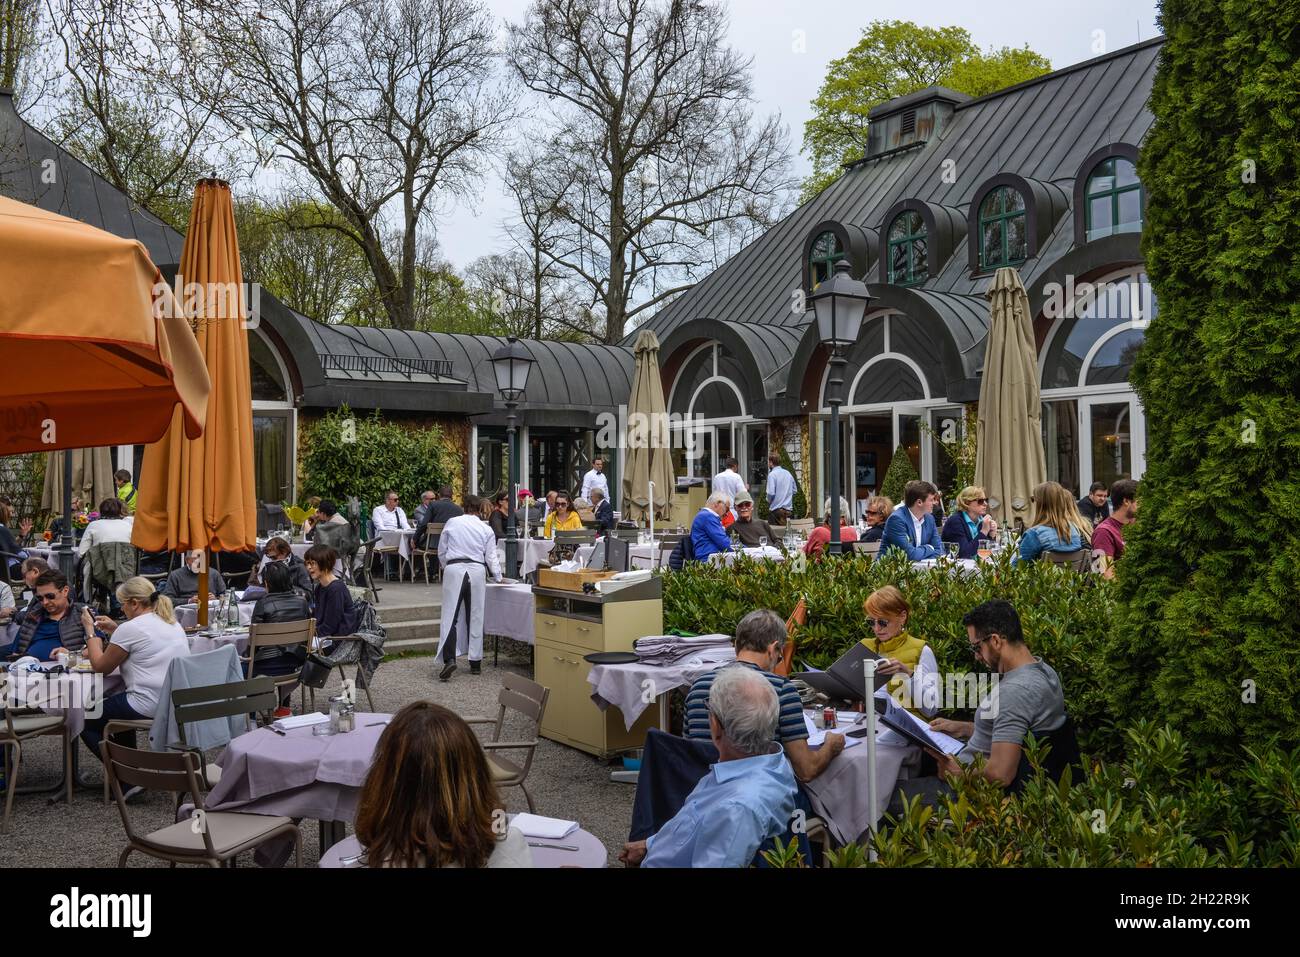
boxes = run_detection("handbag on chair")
[774,597,806,678]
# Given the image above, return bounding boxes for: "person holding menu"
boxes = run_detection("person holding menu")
[861,586,940,718]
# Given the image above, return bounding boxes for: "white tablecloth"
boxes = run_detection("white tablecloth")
[188,630,250,656]
[483,582,535,646]
[911,557,981,577]
[6,668,126,739]
[496,538,553,578]
[175,601,255,631]
[587,643,736,731]
[710,545,785,566]
[800,727,921,845]
[379,528,417,562]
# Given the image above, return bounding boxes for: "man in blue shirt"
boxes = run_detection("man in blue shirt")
[883,480,944,560]
[620,665,798,868]
[689,492,733,562]
[764,452,795,525]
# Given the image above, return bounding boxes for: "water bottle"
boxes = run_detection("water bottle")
[228,591,240,627]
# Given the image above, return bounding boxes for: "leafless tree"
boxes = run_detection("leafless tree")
[465,250,599,341]
[46,0,239,224]
[200,0,513,330]
[1,0,38,90]
[507,0,794,343]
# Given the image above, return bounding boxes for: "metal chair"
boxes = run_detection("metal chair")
[172,676,279,792]
[245,619,315,712]
[101,716,155,805]
[373,530,411,582]
[463,673,550,813]
[552,528,595,563]
[104,741,302,868]
[1,673,72,833]
[1042,548,1091,573]
[213,551,257,591]
[787,518,815,536]
[138,548,178,592]
[355,536,382,604]
[851,540,881,558]
[411,522,445,583]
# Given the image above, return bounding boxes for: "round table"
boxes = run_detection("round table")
[318,827,607,868]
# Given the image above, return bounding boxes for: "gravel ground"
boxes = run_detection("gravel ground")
[0,646,635,868]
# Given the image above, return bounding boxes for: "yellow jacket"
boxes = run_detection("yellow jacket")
[544,509,583,539]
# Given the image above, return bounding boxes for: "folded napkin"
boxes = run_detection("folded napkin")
[510,813,579,840]
[272,712,331,731]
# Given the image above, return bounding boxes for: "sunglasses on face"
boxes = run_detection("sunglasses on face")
[973,498,988,505]
[867,509,883,516]
[38,592,60,602]
[969,634,995,655]
[868,618,892,629]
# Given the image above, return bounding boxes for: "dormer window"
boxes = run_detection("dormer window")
[978,186,1028,269]
[1085,157,1143,241]
[808,231,844,289]
[887,211,928,285]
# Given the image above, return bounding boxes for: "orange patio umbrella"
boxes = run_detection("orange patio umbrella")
[0,195,208,455]
[132,180,257,624]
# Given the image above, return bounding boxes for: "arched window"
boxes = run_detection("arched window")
[978,186,1027,269]
[808,231,844,288]
[249,329,288,402]
[887,211,928,285]
[1085,158,1143,241]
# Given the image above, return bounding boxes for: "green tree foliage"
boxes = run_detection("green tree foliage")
[299,408,459,516]
[801,21,1050,201]
[879,444,919,505]
[1106,0,1300,766]
[0,0,38,90]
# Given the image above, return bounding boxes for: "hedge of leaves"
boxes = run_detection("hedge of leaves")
[1108,0,1300,767]
[662,550,1118,759]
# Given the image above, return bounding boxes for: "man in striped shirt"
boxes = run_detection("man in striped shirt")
[684,609,844,782]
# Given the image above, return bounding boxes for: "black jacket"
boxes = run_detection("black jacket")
[594,500,614,533]
[251,591,314,662]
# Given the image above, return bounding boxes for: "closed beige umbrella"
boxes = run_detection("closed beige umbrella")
[974,267,1047,529]
[41,447,115,514]
[621,329,675,524]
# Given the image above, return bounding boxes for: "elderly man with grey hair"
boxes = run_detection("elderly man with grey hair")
[689,490,734,563]
[619,665,798,868]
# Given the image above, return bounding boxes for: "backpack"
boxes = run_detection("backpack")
[668,533,695,571]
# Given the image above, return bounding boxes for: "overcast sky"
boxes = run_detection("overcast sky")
[436,0,1161,271]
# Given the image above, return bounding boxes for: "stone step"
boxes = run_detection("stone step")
[374,602,441,625]
[385,635,440,655]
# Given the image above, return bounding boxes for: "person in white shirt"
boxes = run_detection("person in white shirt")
[76,497,135,556]
[72,576,188,768]
[764,453,795,525]
[435,496,502,681]
[711,458,748,517]
[580,458,610,505]
[371,490,410,532]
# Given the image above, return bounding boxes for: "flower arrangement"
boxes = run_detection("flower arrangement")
[72,510,98,530]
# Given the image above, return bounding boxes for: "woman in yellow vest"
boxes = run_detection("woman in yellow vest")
[862,585,939,717]
[543,491,583,539]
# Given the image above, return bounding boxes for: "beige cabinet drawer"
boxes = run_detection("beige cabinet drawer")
[566,618,604,652]
[536,640,602,748]
[534,612,568,643]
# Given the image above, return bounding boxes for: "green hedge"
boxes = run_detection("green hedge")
[662,551,1117,759]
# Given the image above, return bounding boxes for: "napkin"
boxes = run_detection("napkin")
[272,712,331,731]
[510,813,579,839]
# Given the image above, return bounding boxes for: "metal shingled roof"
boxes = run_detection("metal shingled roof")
[629,37,1163,383]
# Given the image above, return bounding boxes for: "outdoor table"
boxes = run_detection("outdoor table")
[6,664,127,741]
[587,642,736,732]
[484,582,535,663]
[199,712,392,865]
[379,528,417,562]
[318,826,608,869]
[188,628,249,656]
[175,600,255,631]
[495,538,553,578]
[910,557,981,577]
[710,545,785,566]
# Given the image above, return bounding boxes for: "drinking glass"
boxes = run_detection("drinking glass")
[945,541,961,560]
[758,536,768,549]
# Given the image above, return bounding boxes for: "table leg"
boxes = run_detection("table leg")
[658,691,669,733]
[318,819,346,858]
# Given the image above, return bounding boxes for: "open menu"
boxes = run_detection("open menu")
[873,689,967,756]
[793,642,891,703]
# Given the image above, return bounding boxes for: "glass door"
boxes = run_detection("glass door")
[1078,394,1145,492]
[252,411,294,506]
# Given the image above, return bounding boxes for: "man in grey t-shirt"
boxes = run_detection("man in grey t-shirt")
[886,600,1067,813]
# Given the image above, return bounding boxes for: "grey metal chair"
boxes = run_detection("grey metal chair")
[172,676,279,791]
[104,741,301,868]
[1,673,72,833]
[245,618,315,712]
[1042,548,1091,573]
[464,673,550,813]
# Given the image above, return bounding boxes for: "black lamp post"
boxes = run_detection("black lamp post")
[491,337,536,579]
[809,260,871,555]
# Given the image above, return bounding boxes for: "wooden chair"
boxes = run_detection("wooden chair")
[172,676,279,792]
[463,673,549,813]
[411,522,445,583]
[104,741,301,868]
[1041,548,1091,573]
[245,619,315,712]
[1,673,72,833]
[373,531,411,582]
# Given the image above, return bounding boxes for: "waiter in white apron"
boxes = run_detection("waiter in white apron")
[435,495,502,681]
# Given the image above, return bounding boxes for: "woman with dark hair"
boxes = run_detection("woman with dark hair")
[250,562,314,714]
[75,497,134,557]
[304,543,356,646]
[354,702,532,868]
[488,492,509,538]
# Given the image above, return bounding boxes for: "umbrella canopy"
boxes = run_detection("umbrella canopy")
[974,267,1047,528]
[132,180,257,556]
[0,195,209,455]
[41,447,115,514]
[621,329,676,523]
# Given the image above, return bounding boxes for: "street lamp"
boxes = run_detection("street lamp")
[491,336,536,579]
[809,259,871,555]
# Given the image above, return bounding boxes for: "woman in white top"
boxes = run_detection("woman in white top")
[69,575,188,762]
[76,497,135,556]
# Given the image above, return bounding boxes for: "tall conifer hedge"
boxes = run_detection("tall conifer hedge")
[1104,0,1300,766]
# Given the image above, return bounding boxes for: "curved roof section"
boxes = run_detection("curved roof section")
[630,37,1162,360]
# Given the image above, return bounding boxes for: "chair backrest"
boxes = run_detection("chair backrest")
[852,540,881,557]
[1042,548,1090,573]
[104,741,211,849]
[172,676,279,748]
[613,528,641,542]
[554,529,595,545]
[248,618,316,657]
[87,541,138,590]
[767,525,787,540]
[1009,715,1083,793]
[496,671,549,728]
[788,518,815,535]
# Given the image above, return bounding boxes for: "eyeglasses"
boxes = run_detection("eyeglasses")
[868,618,892,629]
[974,498,988,505]
[737,503,753,509]
[969,634,995,655]
[866,509,883,516]
[37,592,60,602]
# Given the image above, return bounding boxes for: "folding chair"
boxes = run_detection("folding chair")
[245,619,315,712]
[172,676,279,792]
[1,673,72,833]
[411,522,445,583]
[1042,548,1091,573]
[463,673,549,813]
[104,741,301,868]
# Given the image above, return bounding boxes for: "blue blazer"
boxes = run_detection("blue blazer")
[883,508,943,561]
[940,512,985,559]
[690,509,731,562]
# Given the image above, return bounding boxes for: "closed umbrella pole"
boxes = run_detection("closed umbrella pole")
[60,451,73,579]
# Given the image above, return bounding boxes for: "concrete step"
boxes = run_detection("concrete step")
[383,617,440,644]
[374,601,440,625]
[385,636,439,655]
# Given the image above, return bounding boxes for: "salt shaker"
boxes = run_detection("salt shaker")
[328,695,345,734]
